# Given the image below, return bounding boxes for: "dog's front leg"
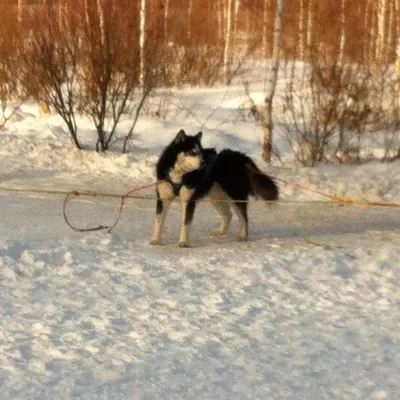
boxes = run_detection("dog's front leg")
[178,187,195,248]
[150,181,174,245]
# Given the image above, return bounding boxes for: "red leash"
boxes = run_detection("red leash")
[63,182,157,233]
[63,175,400,233]
[106,183,157,232]
[274,177,400,208]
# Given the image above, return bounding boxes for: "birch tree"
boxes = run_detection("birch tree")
[364,0,373,63]
[96,0,105,46]
[139,0,147,89]
[262,0,285,162]
[233,0,240,41]
[298,0,306,60]
[188,0,193,39]
[263,0,271,59]
[395,1,400,96]
[84,0,91,32]
[387,0,395,58]
[223,0,233,83]
[338,0,346,64]
[297,0,313,61]
[306,0,313,51]
[217,0,223,42]
[396,0,400,41]
[376,0,388,64]
[17,0,23,25]
[163,0,170,43]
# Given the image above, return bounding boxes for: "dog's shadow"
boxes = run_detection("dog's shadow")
[248,203,400,243]
[187,202,400,248]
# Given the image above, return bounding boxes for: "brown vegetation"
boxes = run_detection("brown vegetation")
[3,0,399,80]
[0,1,399,157]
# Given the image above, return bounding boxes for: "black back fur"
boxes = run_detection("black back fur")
[190,149,278,201]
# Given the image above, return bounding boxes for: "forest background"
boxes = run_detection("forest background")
[0,0,399,163]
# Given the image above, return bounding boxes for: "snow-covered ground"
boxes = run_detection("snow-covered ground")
[0,83,399,399]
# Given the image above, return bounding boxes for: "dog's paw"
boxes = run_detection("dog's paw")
[210,229,227,237]
[150,239,162,246]
[235,235,248,242]
[178,241,190,248]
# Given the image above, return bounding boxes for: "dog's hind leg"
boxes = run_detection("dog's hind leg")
[207,184,232,237]
[210,201,232,237]
[178,187,196,248]
[150,181,174,245]
[233,200,248,242]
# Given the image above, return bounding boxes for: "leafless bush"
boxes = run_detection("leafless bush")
[279,49,386,166]
[142,89,174,120]
[20,4,82,148]
[18,1,155,153]
[77,0,155,153]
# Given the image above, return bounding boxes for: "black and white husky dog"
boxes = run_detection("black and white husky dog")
[150,129,279,247]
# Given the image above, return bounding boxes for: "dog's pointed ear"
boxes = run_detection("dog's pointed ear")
[174,129,186,144]
[195,131,202,142]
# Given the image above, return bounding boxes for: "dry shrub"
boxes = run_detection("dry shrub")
[77,0,145,152]
[280,47,394,166]
[20,3,82,148]
[19,0,155,153]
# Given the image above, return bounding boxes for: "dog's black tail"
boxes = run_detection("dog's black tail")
[246,160,279,201]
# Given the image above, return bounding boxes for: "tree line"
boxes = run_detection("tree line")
[0,1,399,161]
[3,1,400,67]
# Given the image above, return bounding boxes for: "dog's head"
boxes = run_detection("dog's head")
[169,129,204,178]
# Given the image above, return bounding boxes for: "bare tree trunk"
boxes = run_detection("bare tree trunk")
[139,0,147,89]
[17,0,23,25]
[58,0,65,28]
[376,0,388,64]
[395,0,400,96]
[262,0,285,162]
[164,0,170,43]
[387,0,395,57]
[262,0,270,59]
[96,0,105,45]
[396,41,400,111]
[233,0,240,40]
[84,0,90,29]
[187,0,193,39]
[306,0,313,51]
[217,0,223,41]
[223,0,233,83]
[364,0,372,64]
[338,0,346,64]
[396,0,400,40]
[298,0,305,60]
